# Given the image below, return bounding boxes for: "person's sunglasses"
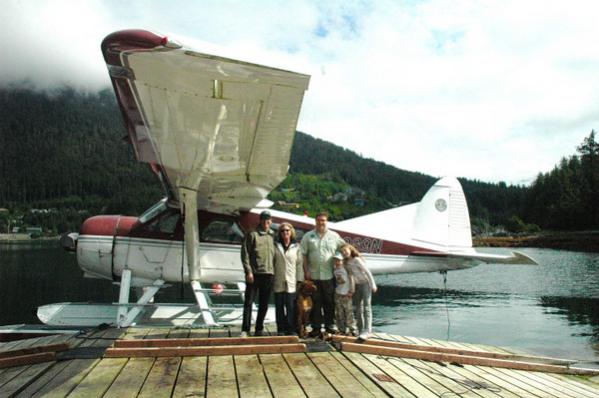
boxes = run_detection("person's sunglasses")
[280,229,291,232]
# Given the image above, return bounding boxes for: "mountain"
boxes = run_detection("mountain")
[0,87,528,233]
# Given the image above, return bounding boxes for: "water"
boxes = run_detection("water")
[1,243,599,362]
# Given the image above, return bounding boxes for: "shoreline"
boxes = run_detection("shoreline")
[474,231,599,253]
[0,234,59,243]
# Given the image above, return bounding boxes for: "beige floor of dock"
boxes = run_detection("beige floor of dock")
[1,325,598,397]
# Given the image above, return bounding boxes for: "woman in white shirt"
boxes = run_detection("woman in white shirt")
[273,222,304,335]
[341,244,377,340]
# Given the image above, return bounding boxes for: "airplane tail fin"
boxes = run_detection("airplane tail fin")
[332,176,472,250]
[412,176,472,249]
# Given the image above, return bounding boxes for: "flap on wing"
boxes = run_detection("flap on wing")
[102,30,310,214]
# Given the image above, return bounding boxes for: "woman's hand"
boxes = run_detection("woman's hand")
[372,287,377,293]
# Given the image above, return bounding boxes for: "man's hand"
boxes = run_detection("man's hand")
[372,286,377,293]
[246,273,254,284]
[304,269,312,281]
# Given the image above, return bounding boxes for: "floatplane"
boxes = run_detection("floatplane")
[39,29,535,329]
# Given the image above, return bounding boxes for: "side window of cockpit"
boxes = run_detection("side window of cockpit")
[201,220,244,244]
[146,211,180,234]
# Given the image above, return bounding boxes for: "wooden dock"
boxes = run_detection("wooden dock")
[1,325,598,397]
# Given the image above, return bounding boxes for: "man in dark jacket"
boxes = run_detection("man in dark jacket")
[240,210,275,336]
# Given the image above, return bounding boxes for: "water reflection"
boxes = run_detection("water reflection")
[539,296,599,343]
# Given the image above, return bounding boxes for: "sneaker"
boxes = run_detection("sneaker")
[358,332,369,341]
[254,330,264,337]
[240,331,248,338]
[325,327,339,335]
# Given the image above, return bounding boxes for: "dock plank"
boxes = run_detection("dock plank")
[15,360,72,397]
[209,328,230,338]
[0,364,28,388]
[67,358,128,398]
[0,361,54,397]
[103,357,154,398]
[0,339,37,354]
[229,325,242,336]
[475,365,559,398]
[259,354,305,398]
[342,352,414,397]
[408,357,515,398]
[122,327,151,340]
[494,367,581,398]
[235,355,271,398]
[400,357,499,398]
[206,355,238,398]
[443,362,521,398]
[137,356,181,398]
[534,372,599,398]
[329,352,388,397]
[189,328,210,338]
[91,327,126,348]
[461,363,549,398]
[77,329,110,348]
[167,328,190,339]
[172,356,207,398]
[29,359,99,397]
[144,328,171,340]
[308,352,383,397]
[284,352,340,397]
[366,353,448,397]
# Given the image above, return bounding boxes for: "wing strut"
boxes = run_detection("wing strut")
[179,187,217,325]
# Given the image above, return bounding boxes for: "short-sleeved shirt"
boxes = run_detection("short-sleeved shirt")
[300,229,345,280]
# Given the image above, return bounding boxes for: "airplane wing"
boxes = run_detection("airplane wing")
[101,29,310,214]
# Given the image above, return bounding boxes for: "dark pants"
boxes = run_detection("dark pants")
[242,274,274,333]
[274,292,297,334]
[310,278,335,331]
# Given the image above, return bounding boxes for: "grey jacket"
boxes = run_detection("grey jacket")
[241,227,275,275]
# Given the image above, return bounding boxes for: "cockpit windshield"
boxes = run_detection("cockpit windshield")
[138,198,169,223]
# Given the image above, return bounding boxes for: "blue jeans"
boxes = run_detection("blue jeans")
[352,283,372,334]
[274,291,297,334]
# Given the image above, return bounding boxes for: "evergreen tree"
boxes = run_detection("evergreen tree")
[577,130,599,227]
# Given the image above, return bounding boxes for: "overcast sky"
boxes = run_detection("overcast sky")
[2,0,598,185]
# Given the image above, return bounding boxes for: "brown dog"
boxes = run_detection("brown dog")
[296,280,317,338]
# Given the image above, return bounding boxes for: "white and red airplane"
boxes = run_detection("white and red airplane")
[43,29,535,328]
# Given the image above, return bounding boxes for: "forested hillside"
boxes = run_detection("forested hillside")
[525,131,599,230]
[2,87,587,235]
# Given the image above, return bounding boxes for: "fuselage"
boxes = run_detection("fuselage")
[74,199,476,287]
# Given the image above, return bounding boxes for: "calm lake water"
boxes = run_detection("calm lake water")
[1,242,599,363]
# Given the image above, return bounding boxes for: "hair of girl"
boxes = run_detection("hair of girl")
[342,243,361,258]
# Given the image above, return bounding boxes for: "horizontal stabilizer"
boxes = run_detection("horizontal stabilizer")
[412,250,538,265]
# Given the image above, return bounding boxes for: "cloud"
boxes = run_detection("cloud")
[1,0,598,184]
